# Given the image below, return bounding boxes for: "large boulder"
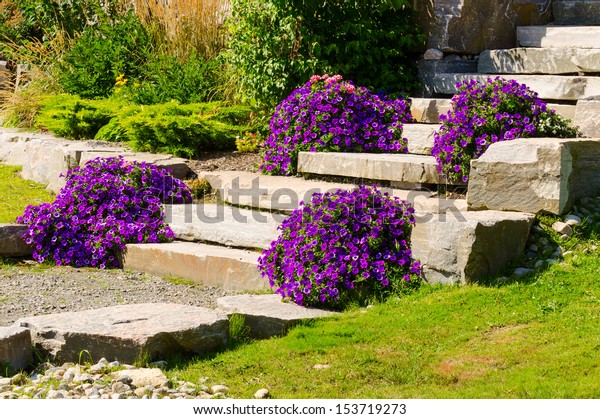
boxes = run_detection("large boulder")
[14,304,229,364]
[412,210,535,284]
[414,0,553,54]
[467,138,600,215]
[0,224,31,257]
[0,327,32,375]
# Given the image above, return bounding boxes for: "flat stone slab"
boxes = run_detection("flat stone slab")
[217,294,336,339]
[0,224,31,257]
[14,304,229,364]
[554,1,600,25]
[468,137,600,215]
[0,326,32,374]
[410,98,452,124]
[432,73,600,101]
[403,124,439,155]
[297,152,445,184]
[517,26,600,49]
[164,204,283,249]
[122,242,268,291]
[479,48,600,74]
[412,210,535,284]
[79,151,189,180]
[574,100,600,138]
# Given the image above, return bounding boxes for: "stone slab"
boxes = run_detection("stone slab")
[412,210,535,284]
[297,152,445,184]
[410,98,452,123]
[517,26,600,49]
[468,138,600,215]
[217,294,336,339]
[14,304,229,364]
[0,326,32,374]
[432,73,600,101]
[574,100,600,137]
[479,48,600,74]
[0,224,31,257]
[79,151,190,180]
[553,1,600,25]
[549,103,577,122]
[418,59,478,97]
[121,241,268,291]
[164,204,283,249]
[403,124,439,155]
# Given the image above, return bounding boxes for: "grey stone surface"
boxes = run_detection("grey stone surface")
[517,26,600,49]
[410,98,452,123]
[553,1,600,25]
[418,59,478,97]
[574,100,600,138]
[411,210,535,284]
[432,73,600,101]
[14,303,229,364]
[0,224,31,257]
[79,152,189,180]
[217,294,336,339]
[0,326,32,374]
[548,103,577,122]
[478,48,600,74]
[297,152,446,185]
[468,138,600,215]
[403,124,440,155]
[121,242,268,291]
[165,204,282,249]
[424,48,444,60]
[115,369,168,388]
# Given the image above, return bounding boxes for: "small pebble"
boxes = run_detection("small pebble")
[254,388,270,399]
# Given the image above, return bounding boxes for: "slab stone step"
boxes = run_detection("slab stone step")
[553,1,600,25]
[574,100,600,137]
[0,326,32,375]
[468,137,600,215]
[432,73,600,101]
[409,98,452,123]
[121,241,268,291]
[13,304,229,364]
[164,204,283,249]
[478,47,600,74]
[517,25,600,48]
[403,123,439,155]
[297,152,447,185]
[0,224,31,257]
[216,294,336,339]
[412,210,535,284]
[200,170,467,214]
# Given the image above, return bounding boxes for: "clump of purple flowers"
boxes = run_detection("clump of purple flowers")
[258,185,422,309]
[17,156,192,268]
[261,74,413,176]
[432,77,579,183]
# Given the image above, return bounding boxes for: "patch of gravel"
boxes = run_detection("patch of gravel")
[0,265,241,327]
[186,151,262,173]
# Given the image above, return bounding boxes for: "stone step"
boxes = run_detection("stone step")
[574,99,600,137]
[0,326,32,375]
[0,224,31,257]
[478,47,600,74]
[121,241,268,291]
[403,123,439,155]
[297,152,447,185]
[517,25,600,48]
[200,171,467,215]
[216,294,336,339]
[164,203,282,250]
[553,1,600,25]
[432,73,600,101]
[13,304,229,364]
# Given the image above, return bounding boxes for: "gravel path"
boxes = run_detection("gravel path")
[0,264,242,327]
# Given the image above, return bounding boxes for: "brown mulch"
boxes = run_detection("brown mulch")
[186,151,262,174]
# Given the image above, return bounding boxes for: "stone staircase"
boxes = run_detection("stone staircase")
[422,0,600,138]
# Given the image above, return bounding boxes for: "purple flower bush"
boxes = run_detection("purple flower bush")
[258,185,422,309]
[261,74,413,176]
[432,77,579,183]
[17,156,192,268]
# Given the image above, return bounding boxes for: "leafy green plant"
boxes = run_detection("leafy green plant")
[228,313,251,345]
[225,0,424,109]
[185,178,214,200]
[235,132,263,153]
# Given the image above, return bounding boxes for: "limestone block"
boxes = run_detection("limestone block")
[411,211,535,284]
[0,224,31,257]
[217,294,336,339]
[0,327,32,374]
[553,1,600,25]
[410,98,452,124]
[517,26,600,49]
[14,304,229,364]
[479,48,600,75]
[574,100,600,138]
[467,138,600,215]
[403,124,439,155]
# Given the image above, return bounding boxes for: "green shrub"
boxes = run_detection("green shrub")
[35,94,121,140]
[235,132,264,153]
[58,9,153,99]
[225,0,425,109]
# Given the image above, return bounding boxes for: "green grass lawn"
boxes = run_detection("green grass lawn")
[165,251,600,399]
[0,164,55,223]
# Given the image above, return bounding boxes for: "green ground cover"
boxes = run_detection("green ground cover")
[0,164,54,223]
